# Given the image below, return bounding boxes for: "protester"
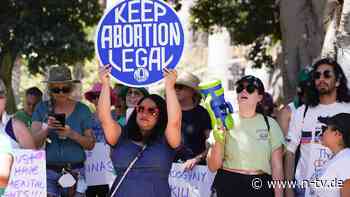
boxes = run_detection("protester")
[84,82,118,197]
[121,86,149,121]
[207,75,284,197]
[174,71,211,170]
[111,85,127,126]
[98,65,181,197]
[0,81,36,149]
[277,68,313,136]
[285,58,350,197]
[31,66,95,197]
[0,133,13,196]
[309,113,350,197]
[15,86,43,128]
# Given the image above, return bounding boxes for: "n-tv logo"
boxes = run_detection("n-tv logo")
[95,0,185,87]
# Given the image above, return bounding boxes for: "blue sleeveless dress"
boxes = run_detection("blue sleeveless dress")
[110,131,175,197]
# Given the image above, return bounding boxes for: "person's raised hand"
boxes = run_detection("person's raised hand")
[99,64,112,86]
[163,68,177,89]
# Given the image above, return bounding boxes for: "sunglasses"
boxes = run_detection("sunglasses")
[50,86,72,94]
[127,89,143,97]
[236,84,257,94]
[321,125,338,135]
[313,70,333,80]
[175,84,187,90]
[136,105,159,117]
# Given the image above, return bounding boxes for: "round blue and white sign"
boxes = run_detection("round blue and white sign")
[95,0,185,87]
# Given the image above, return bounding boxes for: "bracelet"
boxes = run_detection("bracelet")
[213,129,225,144]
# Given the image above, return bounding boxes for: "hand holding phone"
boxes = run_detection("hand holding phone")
[49,113,66,127]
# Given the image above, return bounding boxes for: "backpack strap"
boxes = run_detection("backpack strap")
[263,115,270,132]
[303,105,308,120]
[294,105,308,174]
[5,118,17,142]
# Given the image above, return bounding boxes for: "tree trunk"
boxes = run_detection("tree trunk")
[321,1,340,58]
[279,0,327,102]
[0,52,16,114]
[336,0,350,86]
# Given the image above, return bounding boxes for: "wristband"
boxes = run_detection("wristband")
[213,129,225,144]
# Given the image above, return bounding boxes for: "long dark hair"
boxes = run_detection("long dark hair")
[308,58,350,107]
[126,94,168,144]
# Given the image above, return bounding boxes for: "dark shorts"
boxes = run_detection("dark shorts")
[212,169,274,197]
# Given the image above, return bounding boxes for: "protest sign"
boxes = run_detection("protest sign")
[4,150,46,197]
[169,164,216,197]
[95,0,185,87]
[85,143,116,186]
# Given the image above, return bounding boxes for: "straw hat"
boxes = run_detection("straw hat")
[176,71,202,103]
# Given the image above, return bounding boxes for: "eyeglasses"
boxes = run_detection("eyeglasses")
[136,105,159,117]
[313,70,333,80]
[236,84,257,94]
[321,125,338,135]
[127,89,143,97]
[50,86,72,94]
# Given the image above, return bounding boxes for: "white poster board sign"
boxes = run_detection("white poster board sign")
[4,150,46,197]
[169,164,216,197]
[85,143,116,186]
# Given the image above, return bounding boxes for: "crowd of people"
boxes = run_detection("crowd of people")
[0,57,350,197]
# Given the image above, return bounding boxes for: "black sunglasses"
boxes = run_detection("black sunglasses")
[175,84,187,90]
[236,84,257,94]
[313,70,333,80]
[321,125,338,135]
[50,86,72,94]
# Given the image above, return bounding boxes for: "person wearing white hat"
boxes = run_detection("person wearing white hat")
[174,71,211,171]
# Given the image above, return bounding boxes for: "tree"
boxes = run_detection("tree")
[189,0,332,101]
[190,0,280,69]
[321,0,350,84]
[0,0,102,113]
[279,0,328,101]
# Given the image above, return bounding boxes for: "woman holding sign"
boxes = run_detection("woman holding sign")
[207,75,284,197]
[98,65,181,197]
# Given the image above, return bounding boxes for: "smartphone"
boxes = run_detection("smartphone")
[49,113,66,127]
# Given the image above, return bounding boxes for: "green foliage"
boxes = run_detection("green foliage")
[247,37,274,68]
[190,0,280,68]
[0,0,102,74]
[164,0,182,11]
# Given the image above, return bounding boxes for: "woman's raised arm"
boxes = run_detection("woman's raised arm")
[97,65,122,146]
[163,69,181,149]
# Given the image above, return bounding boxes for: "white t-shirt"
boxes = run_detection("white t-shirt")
[310,148,350,197]
[288,102,297,114]
[286,102,350,196]
[0,112,20,149]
